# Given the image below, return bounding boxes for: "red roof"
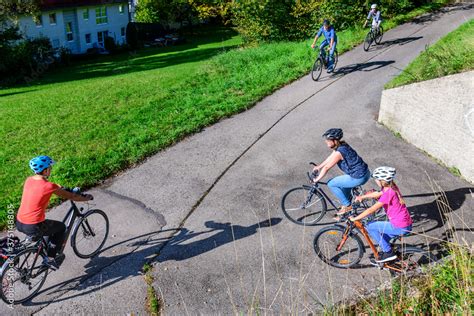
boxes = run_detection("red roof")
[40,0,128,10]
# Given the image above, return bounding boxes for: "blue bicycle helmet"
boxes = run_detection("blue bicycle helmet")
[323,19,330,26]
[29,155,55,174]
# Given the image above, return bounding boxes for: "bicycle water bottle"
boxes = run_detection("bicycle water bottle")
[72,187,81,194]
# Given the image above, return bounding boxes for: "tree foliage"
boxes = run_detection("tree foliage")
[231,0,439,43]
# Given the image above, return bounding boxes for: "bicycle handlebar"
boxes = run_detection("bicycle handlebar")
[63,187,94,200]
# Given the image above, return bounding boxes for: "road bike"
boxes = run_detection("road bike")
[0,189,109,304]
[281,163,382,225]
[313,202,435,275]
[311,46,339,81]
[363,25,384,51]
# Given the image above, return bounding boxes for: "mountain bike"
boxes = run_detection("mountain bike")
[281,163,382,225]
[313,203,435,275]
[311,46,339,81]
[0,189,109,304]
[363,25,384,51]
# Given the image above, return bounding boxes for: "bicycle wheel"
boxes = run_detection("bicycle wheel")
[311,58,323,81]
[363,31,373,51]
[0,247,48,304]
[375,26,384,45]
[332,50,339,70]
[281,187,327,225]
[388,246,436,276]
[314,225,365,268]
[71,209,109,259]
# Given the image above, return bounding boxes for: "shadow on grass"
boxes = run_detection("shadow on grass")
[20,27,239,87]
[0,90,37,97]
[22,218,281,307]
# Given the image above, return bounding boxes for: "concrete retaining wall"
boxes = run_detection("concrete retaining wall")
[379,71,474,183]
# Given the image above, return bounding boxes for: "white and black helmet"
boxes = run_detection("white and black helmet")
[322,128,343,140]
[372,166,396,182]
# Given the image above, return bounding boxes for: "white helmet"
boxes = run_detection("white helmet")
[371,4,377,9]
[372,166,396,182]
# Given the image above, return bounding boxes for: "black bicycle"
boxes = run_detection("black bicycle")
[363,25,384,51]
[281,163,382,225]
[311,46,339,81]
[0,189,109,304]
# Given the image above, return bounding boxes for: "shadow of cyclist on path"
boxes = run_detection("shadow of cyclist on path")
[26,218,281,306]
[157,217,282,262]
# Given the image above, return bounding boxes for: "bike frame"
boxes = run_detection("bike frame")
[58,201,86,254]
[303,182,358,211]
[338,220,404,273]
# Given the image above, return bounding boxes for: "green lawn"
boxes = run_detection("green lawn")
[386,18,474,89]
[0,2,451,228]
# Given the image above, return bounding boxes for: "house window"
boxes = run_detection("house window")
[34,15,43,27]
[83,9,89,20]
[121,27,125,37]
[96,7,108,24]
[97,31,108,44]
[85,33,91,44]
[66,22,73,41]
[49,13,56,25]
[119,4,124,14]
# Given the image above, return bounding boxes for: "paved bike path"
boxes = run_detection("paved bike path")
[2,4,473,315]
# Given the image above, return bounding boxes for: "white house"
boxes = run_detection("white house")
[17,0,130,54]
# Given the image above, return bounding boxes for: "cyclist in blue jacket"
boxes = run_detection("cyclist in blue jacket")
[311,19,337,73]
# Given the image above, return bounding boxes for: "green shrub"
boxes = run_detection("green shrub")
[232,0,447,43]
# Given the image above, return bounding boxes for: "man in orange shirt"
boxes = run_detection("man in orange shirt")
[16,156,93,269]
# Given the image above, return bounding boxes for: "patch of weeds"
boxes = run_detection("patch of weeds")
[142,263,162,316]
[448,166,461,177]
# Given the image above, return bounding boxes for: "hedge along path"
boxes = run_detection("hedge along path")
[0,2,451,229]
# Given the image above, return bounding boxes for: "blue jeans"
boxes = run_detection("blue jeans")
[327,170,370,207]
[367,221,412,252]
[320,39,337,68]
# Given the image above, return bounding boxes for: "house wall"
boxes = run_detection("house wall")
[18,3,129,54]
[18,11,67,49]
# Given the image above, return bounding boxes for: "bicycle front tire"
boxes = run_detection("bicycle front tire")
[0,247,48,304]
[71,209,109,259]
[313,225,364,268]
[311,58,323,81]
[281,187,327,225]
[363,31,373,51]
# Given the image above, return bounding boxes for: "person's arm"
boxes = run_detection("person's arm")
[313,154,335,172]
[350,202,383,221]
[330,36,334,50]
[312,151,342,182]
[364,12,371,27]
[311,28,322,48]
[54,187,93,201]
[355,190,383,202]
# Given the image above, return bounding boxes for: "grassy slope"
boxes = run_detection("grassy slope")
[0,2,450,228]
[386,18,474,89]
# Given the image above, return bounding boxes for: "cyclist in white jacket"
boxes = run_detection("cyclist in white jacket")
[364,4,382,31]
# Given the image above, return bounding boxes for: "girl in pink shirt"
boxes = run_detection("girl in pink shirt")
[350,166,413,263]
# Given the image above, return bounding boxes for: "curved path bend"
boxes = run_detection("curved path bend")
[3,4,473,315]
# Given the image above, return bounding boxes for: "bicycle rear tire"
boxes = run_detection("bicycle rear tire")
[375,26,384,45]
[313,225,364,268]
[363,32,373,51]
[311,58,323,81]
[0,247,48,304]
[281,187,327,225]
[388,246,436,276]
[71,209,109,259]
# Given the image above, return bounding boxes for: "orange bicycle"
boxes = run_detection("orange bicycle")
[313,203,435,275]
